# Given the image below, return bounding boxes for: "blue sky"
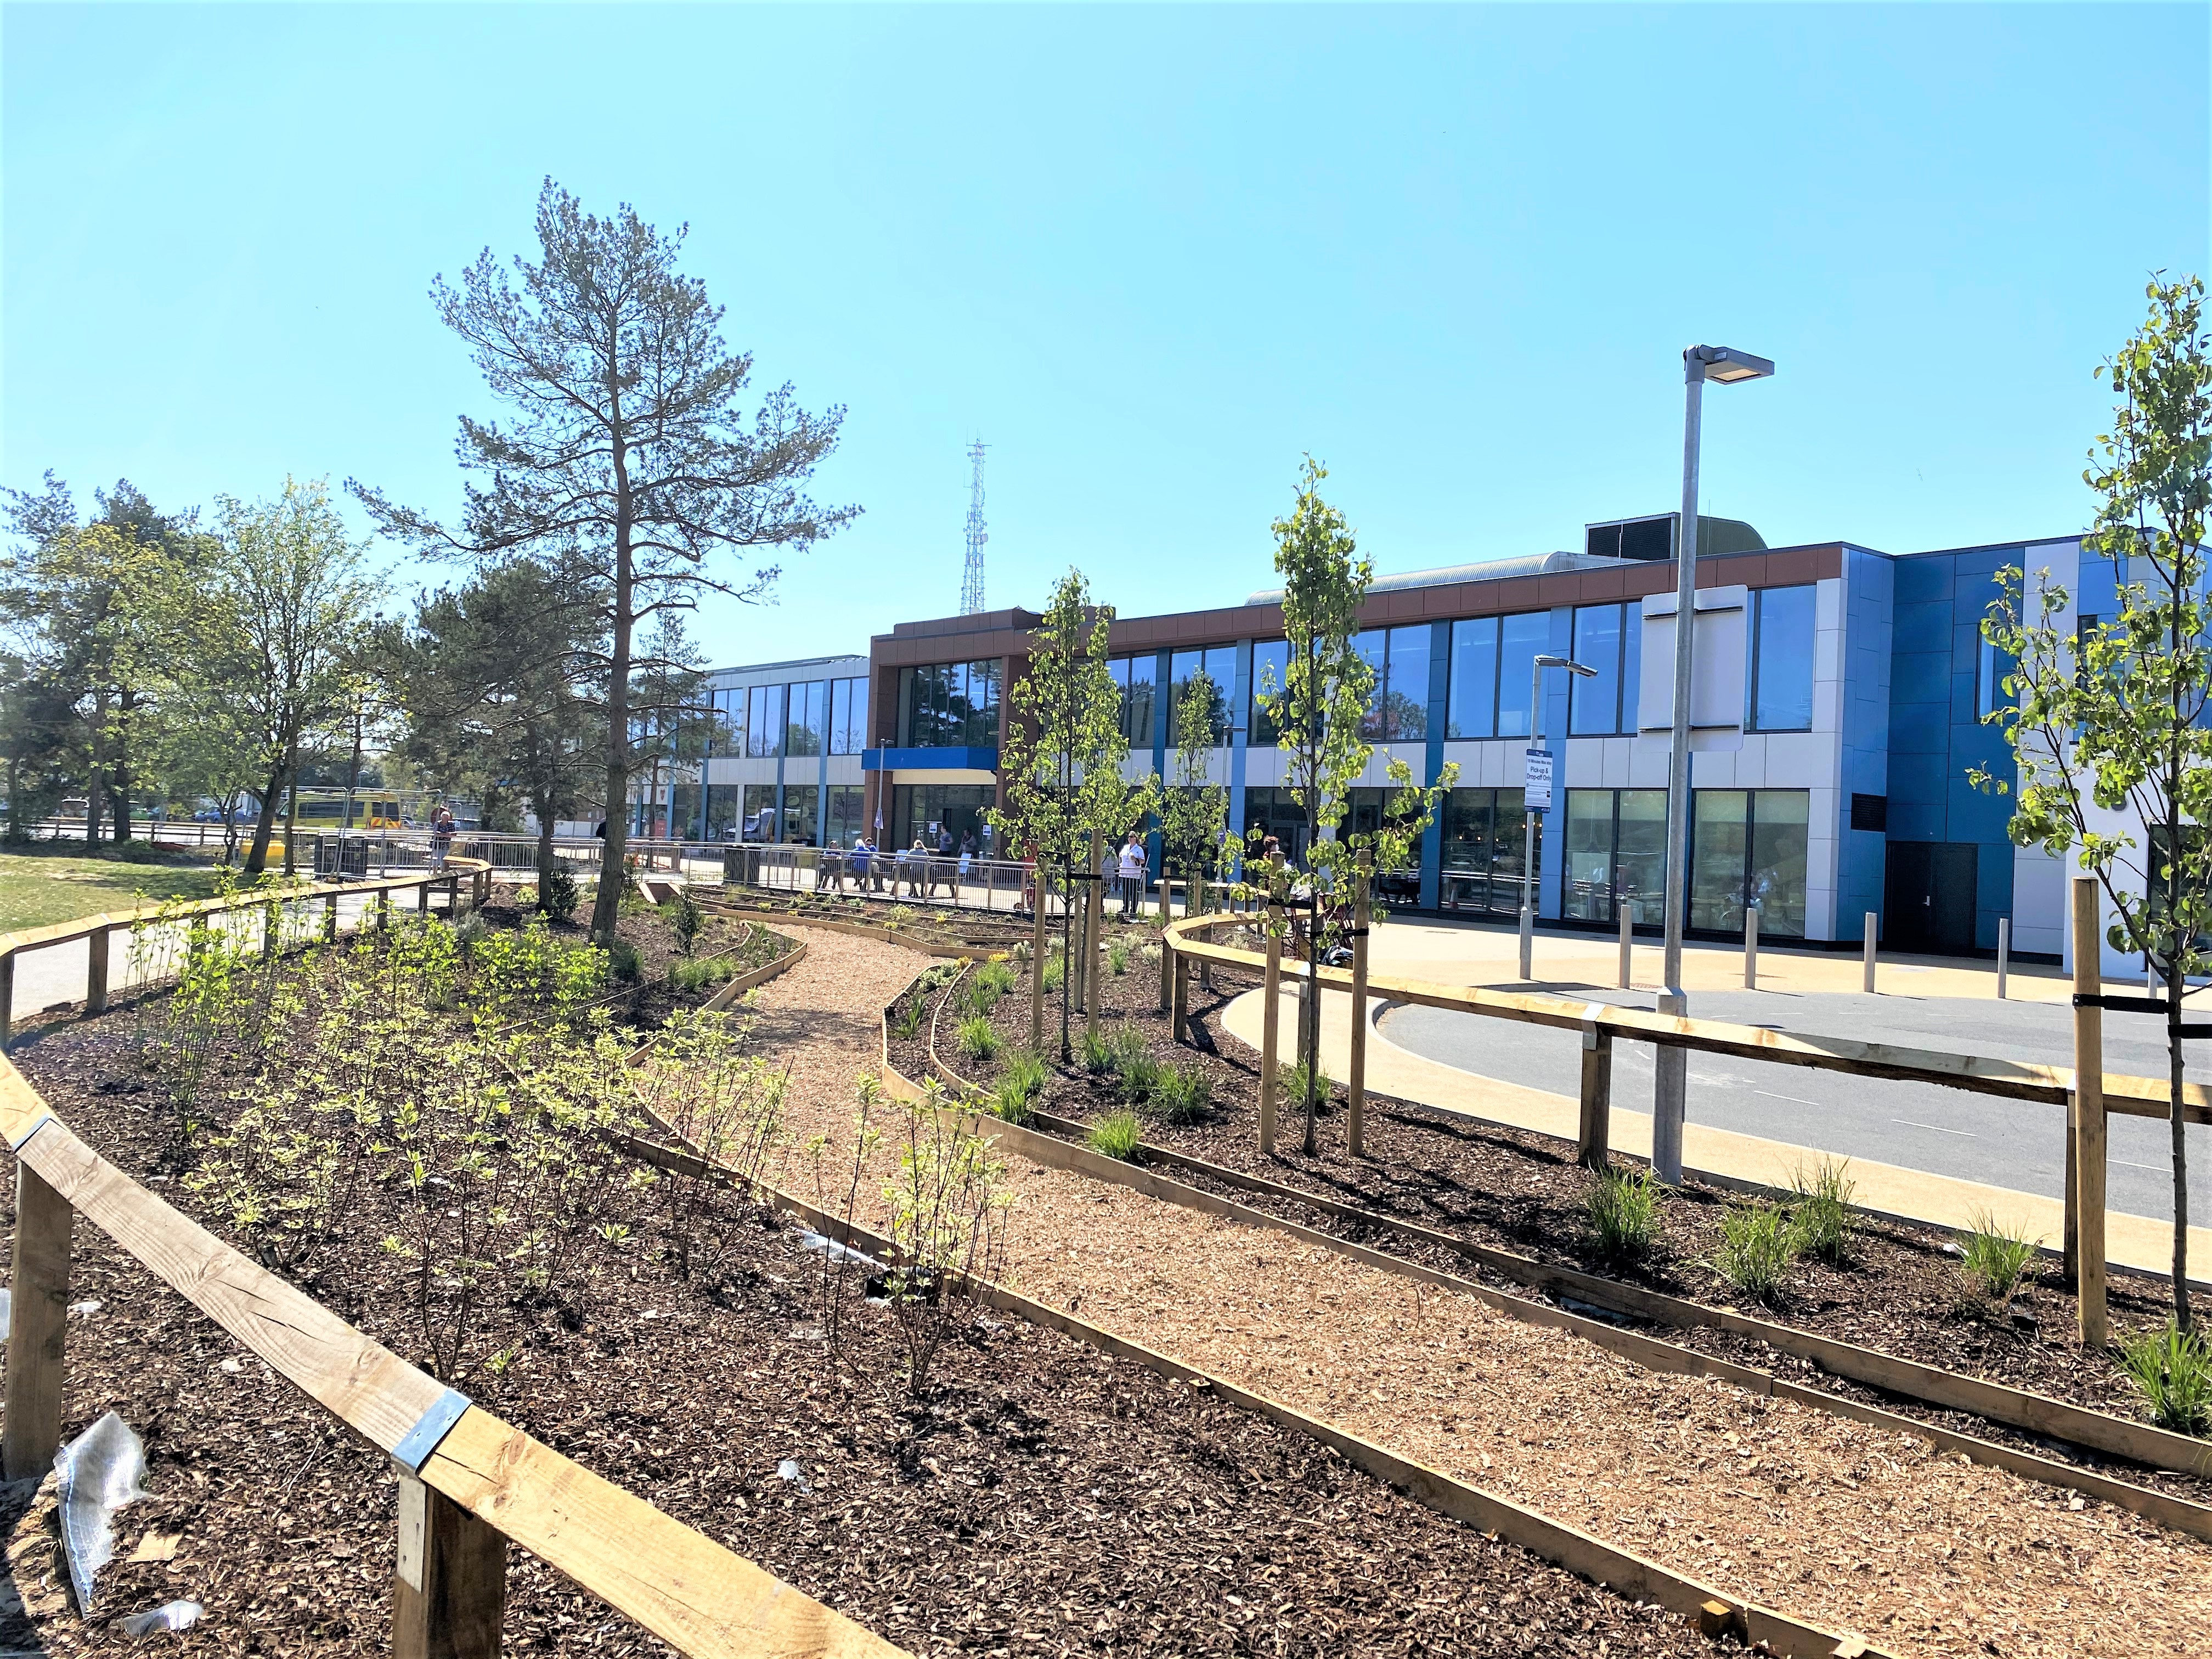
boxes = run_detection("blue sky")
[4,3,2207,668]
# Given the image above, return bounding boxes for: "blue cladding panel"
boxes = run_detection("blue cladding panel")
[1893,601,1951,654]
[1892,650,1951,707]
[1888,800,1943,841]
[1887,751,1947,807]
[1894,558,1951,605]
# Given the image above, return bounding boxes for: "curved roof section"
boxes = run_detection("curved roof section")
[1245,549,1616,607]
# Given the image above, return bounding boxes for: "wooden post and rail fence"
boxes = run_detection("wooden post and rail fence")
[1164,888,2206,1326]
[0,862,493,1052]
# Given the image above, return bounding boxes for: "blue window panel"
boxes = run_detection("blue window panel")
[1948,776,2013,842]
[1949,670,1979,725]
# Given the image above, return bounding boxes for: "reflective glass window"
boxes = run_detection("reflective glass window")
[1385,624,1430,742]
[1494,613,1551,738]
[1250,640,1290,745]
[1751,586,1816,731]
[1570,605,1624,736]
[1446,617,1498,738]
[1169,646,1235,747]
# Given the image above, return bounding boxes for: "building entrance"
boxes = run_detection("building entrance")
[1883,841,1978,954]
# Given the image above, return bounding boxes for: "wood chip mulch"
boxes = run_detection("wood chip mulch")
[755,927,2212,1659]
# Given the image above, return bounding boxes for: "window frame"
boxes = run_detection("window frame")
[1747,584,1817,733]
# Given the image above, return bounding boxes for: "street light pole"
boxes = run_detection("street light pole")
[1652,343,1774,1183]
[1520,653,1596,981]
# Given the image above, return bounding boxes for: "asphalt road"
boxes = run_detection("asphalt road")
[1382,982,2212,1225]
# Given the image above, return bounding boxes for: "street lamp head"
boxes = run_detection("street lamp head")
[1536,653,1599,678]
[1686,345,1775,385]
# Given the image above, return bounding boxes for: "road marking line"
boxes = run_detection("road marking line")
[2112,1158,2169,1173]
[1757,1089,1819,1107]
[1890,1119,1976,1138]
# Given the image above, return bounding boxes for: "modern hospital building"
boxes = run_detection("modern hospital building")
[655,512,2129,966]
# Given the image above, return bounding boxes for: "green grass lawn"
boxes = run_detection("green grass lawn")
[0,848,225,933]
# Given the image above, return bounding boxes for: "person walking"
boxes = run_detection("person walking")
[430,805,456,871]
[1117,830,1146,920]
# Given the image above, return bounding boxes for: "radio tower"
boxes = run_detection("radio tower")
[960,439,989,614]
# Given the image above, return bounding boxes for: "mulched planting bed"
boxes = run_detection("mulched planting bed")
[5,1002,1726,1657]
[703,885,1034,951]
[938,932,2212,1477]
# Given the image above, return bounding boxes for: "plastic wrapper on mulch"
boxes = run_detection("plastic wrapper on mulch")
[54,1410,145,1612]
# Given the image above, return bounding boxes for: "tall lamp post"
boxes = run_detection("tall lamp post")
[1519,652,1597,981]
[1652,343,1775,1183]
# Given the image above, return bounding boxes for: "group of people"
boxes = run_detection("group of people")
[827,825,988,899]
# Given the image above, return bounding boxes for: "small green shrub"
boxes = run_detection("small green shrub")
[1956,1211,2039,1304]
[537,862,580,921]
[1042,953,1066,994]
[1583,1164,1662,1265]
[1787,1155,1857,1266]
[660,889,705,955]
[956,1014,1002,1063]
[1148,1062,1213,1125]
[891,995,926,1041]
[1107,938,1132,976]
[606,939,642,983]
[1713,1201,1799,1305]
[1077,1027,1114,1075]
[2118,1321,2212,1436]
[966,961,1017,1012]
[1087,1109,1141,1161]
[1280,1059,1330,1109]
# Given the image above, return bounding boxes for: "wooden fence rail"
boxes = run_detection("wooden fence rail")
[0,861,493,1051]
[0,1049,902,1659]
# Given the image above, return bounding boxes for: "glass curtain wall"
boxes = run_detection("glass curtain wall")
[1561,789,1667,922]
[1249,640,1290,744]
[741,783,778,840]
[1343,787,1424,902]
[1111,655,1158,749]
[899,662,1001,747]
[785,680,826,756]
[1439,787,1529,915]
[1567,603,1641,736]
[890,785,996,852]
[825,786,866,849]
[704,784,742,841]
[1352,627,1431,742]
[827,677,870,754]
[780,785,820,844]
[1445,614,1550,738]
[1167,646,1236,746]
[1689,789,1809,936]
[746,685,785,758]
[1749,586,1816,731]
[1242,787,1313,865]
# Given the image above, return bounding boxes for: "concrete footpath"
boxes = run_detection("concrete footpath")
[1217,917,2211,1284]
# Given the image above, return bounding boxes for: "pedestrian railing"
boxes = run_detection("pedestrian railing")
[0,863,492,1050]
[736,843,1045,914]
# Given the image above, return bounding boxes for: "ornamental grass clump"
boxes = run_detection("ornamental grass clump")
[1107,1026,1160,1103]
[956,1014,1002,1063]
[991,1050,1048,1126]
[1582,1164,1661,1265]
[965,960,1017,1013]
[669,955,735,994]
[1087,1109,1141,1161]
[2118,1321,2212,1436]
[1713,1200,1800,1305]
[1077,1026,1114,1075]
[1957,1210,2040,1305]
[1148,1062,1213,1126]
[1787,1155,1857,1266]
[1106,938,1132,977]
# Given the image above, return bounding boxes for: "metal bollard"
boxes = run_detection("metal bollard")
[1742,904,1759,990]
[1618,904,1633,990]
[1862,911,1877,994]
[1996,917,2010,1000]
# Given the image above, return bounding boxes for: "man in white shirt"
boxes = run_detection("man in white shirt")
[1116,830,1147,919]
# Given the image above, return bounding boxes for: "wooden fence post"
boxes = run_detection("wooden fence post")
[325,891,340,943]
[1348,865,1370,1160]
[393,1471,507,1659]
[0,951,13,1051]
[2071,876,2107,1345]
[1159,884,1175,1014]
[417,881,430,916]
[3,1161,73,1481]
[377,890,392,933]
[1578,1024,1613,1170]
[84,926,110,1017]
[1172,945,1189,1044]
[1259,916,1282,1157]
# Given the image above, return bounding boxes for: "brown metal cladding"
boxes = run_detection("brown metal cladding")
[867,545,1847,668]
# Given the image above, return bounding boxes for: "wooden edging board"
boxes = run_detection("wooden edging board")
[619,1091,1892,1659]
[899,971,2212,1532]
[1164,917,2212,1125]
[0,1058,905,1659]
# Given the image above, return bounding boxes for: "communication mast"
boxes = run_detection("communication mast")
[960,439,988,614]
